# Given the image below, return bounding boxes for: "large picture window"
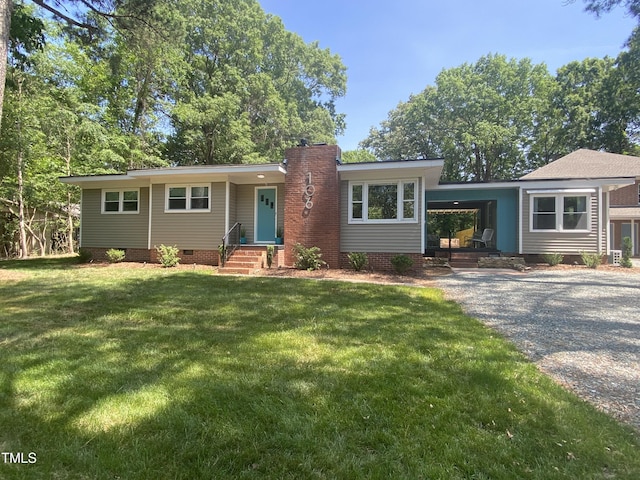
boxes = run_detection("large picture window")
[530,193,590,232]
[102,189,139,214]
[349,180,417,223]
[166,184,210,212]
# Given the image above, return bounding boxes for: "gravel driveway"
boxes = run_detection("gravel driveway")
[436,268,640,431]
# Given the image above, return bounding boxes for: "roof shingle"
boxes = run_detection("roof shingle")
[520,149,640,180]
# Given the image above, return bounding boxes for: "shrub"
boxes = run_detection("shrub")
[620,237,633,268]
[580,251,602,269]
[542,252,564,266]
[77,248,92,263]
[293,243,326,271]
[266,245,275,268]
[218,244,227,267]
[156,244,180,268]
[347,252,368,272]
[106,248,126,263]
[390,254,413,275]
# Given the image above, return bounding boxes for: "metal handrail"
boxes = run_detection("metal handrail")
[220,222,241,267]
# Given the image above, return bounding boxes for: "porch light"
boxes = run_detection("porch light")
[257,174,265,179]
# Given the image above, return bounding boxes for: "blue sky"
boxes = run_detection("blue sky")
[259,0,637,151]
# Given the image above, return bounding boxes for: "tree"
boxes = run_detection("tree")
[0,0,12,129]
[341,149,376,163]
[361,88,444,161]
[579,0,640,19]
[363,54,552,181]
[611,27,640,152]
[0,0,158,136]
[166,0,346,165]
[552,57,638,154]
[0,67,48,257]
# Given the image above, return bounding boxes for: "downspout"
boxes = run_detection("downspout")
[79,190,84,248]
[597,187,603,255]
[421,175,426,254]
[225,180,230,237]
[147,183,153,250]
[604,189,610,256]
[518,187,523,254]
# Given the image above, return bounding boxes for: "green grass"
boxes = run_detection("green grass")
[1,258,638,479]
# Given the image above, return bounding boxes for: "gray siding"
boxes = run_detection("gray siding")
[340,179,422,254]
[521,191,602,254]
[81,188,149,248]
[228,182,237,228]
[150,183,225,250]
[236,185,255,242]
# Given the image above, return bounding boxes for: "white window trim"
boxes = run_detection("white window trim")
[164,184,211,213]
[529,193,591,233]
[101,188,140,214]
[348,179,418,224]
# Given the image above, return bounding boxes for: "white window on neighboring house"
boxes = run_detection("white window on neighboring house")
[165,184,210,212]
[349,180,418,223]
[530,193,590,232]
[637,183,640,204]
[102,189,139,214]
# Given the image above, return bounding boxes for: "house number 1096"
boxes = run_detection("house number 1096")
[305,172,315,209]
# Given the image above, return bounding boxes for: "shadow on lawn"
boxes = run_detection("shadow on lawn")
[0,255,81,270]
[1,262,638,478]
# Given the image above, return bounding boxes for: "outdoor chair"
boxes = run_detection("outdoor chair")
[471,228,494,248]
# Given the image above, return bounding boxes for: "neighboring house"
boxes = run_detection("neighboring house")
[520,149,640,258]
[60,145,639,270]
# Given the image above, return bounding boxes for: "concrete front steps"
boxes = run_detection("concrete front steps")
[218,247,266,275]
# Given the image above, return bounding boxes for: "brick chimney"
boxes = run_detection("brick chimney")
[284,144,341,268]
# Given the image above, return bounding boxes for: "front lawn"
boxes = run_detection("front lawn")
[1,258,638,479]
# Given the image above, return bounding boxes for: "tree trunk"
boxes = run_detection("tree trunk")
[15,76,28,258]
[0,0,12,133]
[17,148,28,258]
[64,136,75,253]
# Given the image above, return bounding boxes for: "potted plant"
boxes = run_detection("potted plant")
[275,226,283,245]
[240,227,247,244]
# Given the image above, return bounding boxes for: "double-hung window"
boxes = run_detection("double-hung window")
[102,189,139,214]
[166,184,210,212]
[530,192,590,232]
[349,180,417,223]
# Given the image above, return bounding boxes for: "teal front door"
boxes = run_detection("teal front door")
[256,187,276,242]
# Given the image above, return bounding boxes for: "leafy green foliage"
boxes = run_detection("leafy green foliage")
[293,243,326,271]
[266,244,275,268]
[390,254,414,274]
[217,243,227,267]
[77,247,93,263]
[621,236,633,268]
[341,149,376,163]
[542,252,564,266]
[105,248,126,263]
[9,2,45,67]
[165,0,346,165]
[156,244,180,267]
[580,251,603,269]
[347,252,368,271]
[363,51,640,178]
[364,55,554,181]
